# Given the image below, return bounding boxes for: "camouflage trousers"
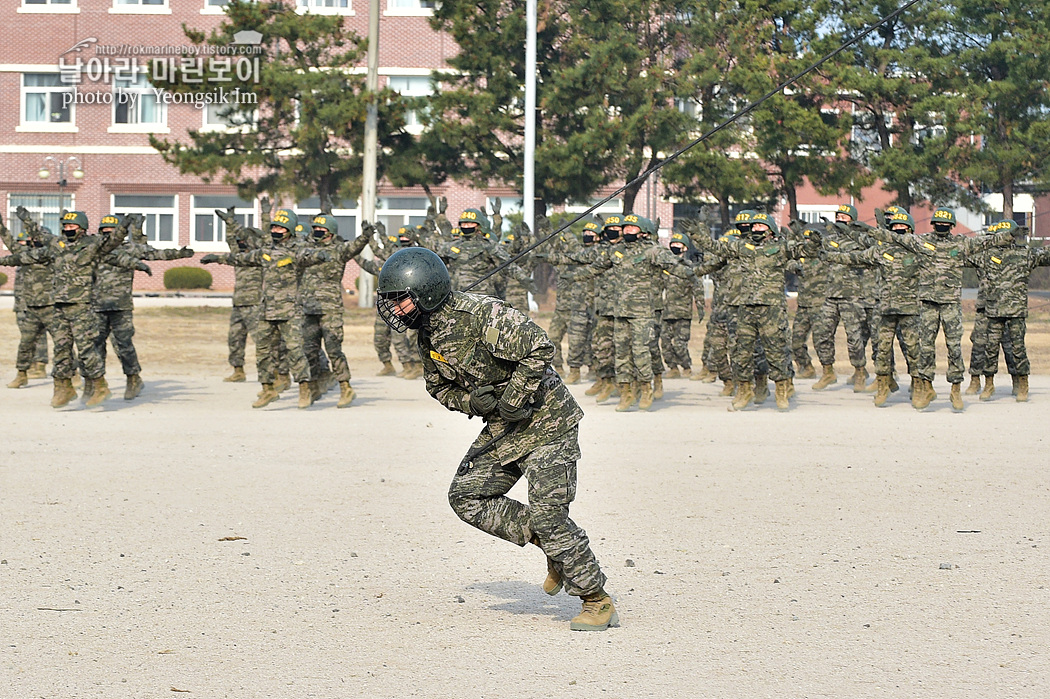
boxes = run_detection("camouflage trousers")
[504,282,530,315]
[447,426,607,598]
[917,301,965,384]
[661,317,693,370]
[228,304,258,368]
[256,317,310,384]
[96,309,141,377]
[732,304,791,382]
[969,308,1018,377]
[15,308,51,371]
[874,313,919,377]
[566,310,594,369]
[303,311,349,383]
[986,316,1029,376]
[548,307,571,368]
[790,305,820,371]
[650,311,665,376]
[614,316,656,383]
[860,304,878,366]
[591,314,615,379]
[373,312,417,365]
[703,305,731,379]
[52,302,105,380]
[815,298,869,369]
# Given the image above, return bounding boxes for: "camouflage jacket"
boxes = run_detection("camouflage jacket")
[786,255,828,308]
[220,221,265,307]
[695,235,813,306]
[92,247,148,312]
[824,241,921,316]
[819,225,868,299]
[0,224,28,312]
[872,228,1011,303]
[584,243,617,316]
[29,224,126,305]
[220,239,329,321]
[968,244,1050,317]
[419,292,583,466]
[575,240,696,318]
[544,239,596,314]
[0,247,54,308]
[439,234,531,297]
[661,261,706,320]
[299,234,371,315]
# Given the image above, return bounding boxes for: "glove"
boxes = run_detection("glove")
[437,195,448,215]
[873,208,885,226]
[16,205,32,223]
[468,385,499,415]
[215,207,236,224]
[136,262,153,276]
[498,399,534,423]
[524,278,538,294]
[178,247,194,258]
[317,251,332,263]
[200,253,220,264]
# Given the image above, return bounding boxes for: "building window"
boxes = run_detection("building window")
[203,103,256,132]
[192,195,255,249]
[113,73,165,127]
[112,195,177,247]
[8,193,74,241]
[387,75,432,130]
[115,0,165,4]
[20,0,78,11]
[298,0,350,10]
[796,207,838,225]
[388,0,436,10]
[22,73,73,125]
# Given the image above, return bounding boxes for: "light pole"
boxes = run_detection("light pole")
[38,155,84,219]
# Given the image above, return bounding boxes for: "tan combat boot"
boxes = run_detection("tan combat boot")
[273,373,291,393]
[652,374,664,400]
[28,362,47,379]
[852,367,869,393]
[337,381,356,408]
[224,366,247,382]
[874,375,891,407]
[665,367,680,380]
[700,367,717,383]
[912,379,932,411]
[614,383,634,412]
[377,361,397,376]
[730,381,754,411]
[7,370,28,389]
[584,377,605,396]
[124,374,143,401]
[298,381,315,409]
[81,376,95,403]
[681,367,692,379]
[565,367,581,385]
[51,377,76,408]
[753,374,769,404]
[813,364,837,390]
[85,377,111,407]
[774,380,790,411]
[964,375,982,395]
[1016,375,1029,402]
[253,383,279,408]
[719,379,735,397]
[797,363,817,379]
[310,379,324,402]
[979,375,996,401]
[403,362,424,380]
[595,379,617,403]
[71,374,82,390]
[570,594,619,632]
[1012,374,1020,396]
[889,373,900,392]
[949,382,964,411]
[786,377,796,399]
[638,381,655,411]
[543,558,563,596]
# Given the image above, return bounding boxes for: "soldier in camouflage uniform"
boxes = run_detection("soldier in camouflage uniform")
[967,219,1050,402]
[202,208,330,409]
[439,208,533,304]
[965,229,1018,397]
[694,241,732,390]
[365,225,423,379]
[660,231,705,379]
[297,213,373,408]
[786,223,828,379]
[869,207,1011,411]
[376,247,616,632]
[822,211,921,406]
[541,222,598,383]
[25,210,126,408]
[582,216,622,402]
[1,213,55,387]
[690,213,812,411]
[216,209,263,383]
[1,213,50,386]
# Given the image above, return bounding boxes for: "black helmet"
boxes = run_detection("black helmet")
[376,248,452,332]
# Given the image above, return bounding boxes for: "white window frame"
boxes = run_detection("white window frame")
[111,194,179,249]
[110,0,170,14]
[296,0,354,15]
[564,198,624,219]
[191,196,256,252]
[201,0,227,14]
[19,0,80,14]
[796,205,838,225]
[7,193,75,245]
[109,72,169,133]
[386,72,432,133]
[201,102,258,133]
[385,0,436,16]
[18,72,77,133]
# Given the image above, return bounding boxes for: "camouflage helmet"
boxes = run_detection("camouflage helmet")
[61,210,89,231]
[311,213,338,238]
[669,230,690,252]
[458,208,486,229]
[931,208,956,226]
[622,214,656,236]
[734,210,755,228]
[887,211,915,231]
[602,214,623,230]
[98,214,122,232]
[271,208,298,233]
[988,219,1018,235]
[836,203,858,221]
[749,211,779,236]
[883,205,908,226]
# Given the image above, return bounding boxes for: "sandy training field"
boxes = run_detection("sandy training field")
[2,306,1049,698]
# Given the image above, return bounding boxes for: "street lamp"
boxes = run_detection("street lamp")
[38,155,84,214]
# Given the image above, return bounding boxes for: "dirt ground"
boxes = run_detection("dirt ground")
[2,304,1050,698]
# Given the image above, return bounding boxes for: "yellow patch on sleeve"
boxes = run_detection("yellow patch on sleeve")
[262,253,271,261]
[882,252,895,261]
[662,269,671,275]
[614,251,624,258]
[429,350,448,364]
[991,256,1002,264]
[485,326,500,345]
[276,257,293,267]
[923,242,936,251]
[58,241,66,249]
[744,243,756,250]
[450,246,460,254]
[829,241,840,248]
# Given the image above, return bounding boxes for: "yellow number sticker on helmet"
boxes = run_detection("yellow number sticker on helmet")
[624,215,639,223]
[461,211,477,220]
